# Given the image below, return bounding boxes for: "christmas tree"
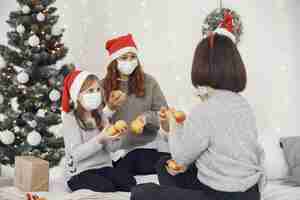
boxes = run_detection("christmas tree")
[0,0,73,167]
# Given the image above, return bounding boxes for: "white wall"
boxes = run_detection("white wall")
[0,0,299,137]
[290,0,300,134]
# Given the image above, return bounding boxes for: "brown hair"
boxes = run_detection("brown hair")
[191,34,247,93]
[75,75,103,131]
[103,60,145,101]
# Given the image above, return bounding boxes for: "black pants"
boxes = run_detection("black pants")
[114,148,170,175]
[67,167,137,192]
[131,156,260,200]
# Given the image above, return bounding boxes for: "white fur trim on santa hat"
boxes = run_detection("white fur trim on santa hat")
[110,46,138,61]
[213,28,236,43]
[70,71,92,104]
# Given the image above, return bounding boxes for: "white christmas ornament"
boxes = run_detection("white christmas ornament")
[11,97,20,112]
[14,126,20,132]
[28,35,40,47]
[0,114,7,122]
[28,120,37,128]
[52,25,63,36]
[0,56,6,69]
[37,12,46,22]
[0,93,4,104]
[26,61,33,66]
[36,109,46,117]
[16,24,25,34]
[48,124,63,137]
[17,71,29,84]
[0,130,15,145]
[22,5,31,14]
[27,130,42,146]
[49,89,61,101]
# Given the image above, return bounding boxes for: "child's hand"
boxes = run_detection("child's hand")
[165,159,186,176]
[159,107,170,132]
[165,165,182,176]
[114,120,128,135]
[159,107,168,121]
[108,90,127,111]
[130,115,146,135]
[136,115,146,126]
[98,124,124,143]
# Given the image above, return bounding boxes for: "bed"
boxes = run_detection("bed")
[38,177,300,200]
[1,132,300,200]
[1,175,300,200]
[262,179,300,200]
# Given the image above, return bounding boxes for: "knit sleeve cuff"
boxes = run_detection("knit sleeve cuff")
[159,128,169,142]
[140,114,147,124]
[103,105,116,118]
[143,111,160,127]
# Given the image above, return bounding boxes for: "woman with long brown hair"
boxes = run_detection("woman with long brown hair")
[102,34,169,176]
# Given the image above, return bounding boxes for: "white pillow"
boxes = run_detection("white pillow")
[259,130,289,180]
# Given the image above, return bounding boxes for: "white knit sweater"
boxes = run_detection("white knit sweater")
[62,112,121,183]
[165,89,266,192]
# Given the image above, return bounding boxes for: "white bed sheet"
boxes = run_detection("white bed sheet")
[2,176,300,200]
[47,176,300,200]
[49,177,300,200]
[262,179,300,200]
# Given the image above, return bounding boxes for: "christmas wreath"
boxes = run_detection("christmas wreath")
[202,8,243,44]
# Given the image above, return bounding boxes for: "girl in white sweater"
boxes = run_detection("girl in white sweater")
[131,14,265,200]
[61,70,136,192]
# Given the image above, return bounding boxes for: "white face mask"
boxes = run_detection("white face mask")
[80,92,102,111]
[117,59,138,75]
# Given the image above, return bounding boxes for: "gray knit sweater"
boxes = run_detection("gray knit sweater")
[62,112,122,183]
[165,89,266,192]
[102,73,168,151]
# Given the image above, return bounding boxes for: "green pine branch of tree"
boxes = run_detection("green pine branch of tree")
[0,0,74,167]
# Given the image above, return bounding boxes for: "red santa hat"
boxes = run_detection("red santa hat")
[61,70,92,113]
[105,34,138,61]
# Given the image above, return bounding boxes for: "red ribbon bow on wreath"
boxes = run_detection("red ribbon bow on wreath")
[219,11,234,33]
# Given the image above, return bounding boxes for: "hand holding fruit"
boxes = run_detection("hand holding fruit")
[173,110,186,124]
[107,120,128,136]
[167,159,185,171]
[159,107,186,124]
[99,120,128,143]
[108,90,127,111]
[165,159,185,176]
[130,115,146,135]
[159,107,170,132]
[159,107,169,121]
